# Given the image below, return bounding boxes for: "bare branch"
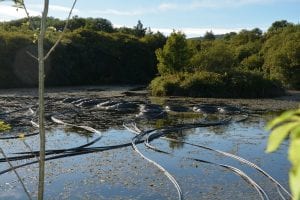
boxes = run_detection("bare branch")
[0,148,33,200]
[20,0,36,30]
[26,51,38,60]
[44,0,77,61]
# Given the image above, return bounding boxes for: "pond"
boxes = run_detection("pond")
[0,87,297,200]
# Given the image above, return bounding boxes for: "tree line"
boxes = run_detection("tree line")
[0,17,165,87]
[150,20,300,98]
[0,17,299,97]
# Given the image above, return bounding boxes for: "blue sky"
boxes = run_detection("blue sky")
[0,0,299,37]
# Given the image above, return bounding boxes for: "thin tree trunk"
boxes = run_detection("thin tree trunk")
[37,1,49,200]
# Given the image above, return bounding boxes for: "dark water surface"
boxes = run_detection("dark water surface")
[0,112,290,200]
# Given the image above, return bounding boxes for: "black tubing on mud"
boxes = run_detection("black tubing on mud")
[126,124,269,200]
[128,125,183,200]
[0,107,290,200]
[142,126,291,200]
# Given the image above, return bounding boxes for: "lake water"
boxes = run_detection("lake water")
[0,112,290,200]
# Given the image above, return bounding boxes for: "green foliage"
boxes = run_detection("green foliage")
[203,31,215,41]
[150,71,283,98]
[0,19,166,87]
[267,20,293,35]
[266,108,300,200]
[133,20,147,38]
[46,29,162,86]
[190,41,235,72]
[0,17,299,92]
[230,28,262,45]
[149,74,182,96]
[0,121,11,132]
[156,31,191,75]
[234,41,262,62]
[151,21,299,98]
[240,54,264,71]
[84,17,114,32]
[262,25,300,89]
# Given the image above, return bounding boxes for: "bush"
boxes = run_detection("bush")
[150,71,284,98]
[149,75,182,96]
[180,72,225,97]
[224,71,285,98]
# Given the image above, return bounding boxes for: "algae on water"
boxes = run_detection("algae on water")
[0,121,11,132]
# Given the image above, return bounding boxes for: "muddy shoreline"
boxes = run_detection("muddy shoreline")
[0,85,298,135]
[0,86,298,112]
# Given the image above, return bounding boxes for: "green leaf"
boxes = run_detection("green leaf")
[266,121,299,153]
[266,110,299,130]
[289,126,300,166]
[289,164,300,200]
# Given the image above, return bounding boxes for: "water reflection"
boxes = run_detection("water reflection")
[63,126,94,137]
[164,129,195,149]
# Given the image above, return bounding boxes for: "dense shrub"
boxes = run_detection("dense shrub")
[149,74,182,96]
[150,71,284,98]
[0,28,165,88]
[262,25,300,89]
[190,41,235,72]
[0,17,298,95]
[224,71,284,98]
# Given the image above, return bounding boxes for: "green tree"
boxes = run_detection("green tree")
[230,28,262,45]
[68,15,86,30]
[155,31,190,74]
[267,20,293,33]
[133,20,147,37]
[223,32,237,40]
[262,25,300,89]
[190,41,235,72]
[234,41,262,62]
[240,54,264,71]
[85,17,114,32]
[117,26,136,36]
[203,30,215,40]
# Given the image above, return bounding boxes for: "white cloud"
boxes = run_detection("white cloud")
[28,4,80,14]
[0,3,80,21]
[0,4,40,21]
[90,9,144,16]
[156,0,281,11]
[158,3,179,11]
